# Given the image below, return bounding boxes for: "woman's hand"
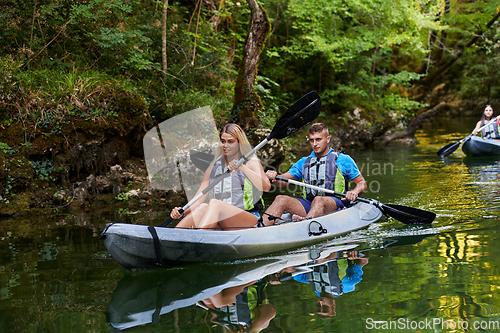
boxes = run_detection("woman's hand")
[227,159,240,173]
[170,207,183,219]
[266,170,277,182]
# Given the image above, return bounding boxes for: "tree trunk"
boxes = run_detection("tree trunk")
[231,0,270,129]
[162,0,168,76]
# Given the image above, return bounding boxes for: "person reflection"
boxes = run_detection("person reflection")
[196,279,276,332]
[271,250,368,318]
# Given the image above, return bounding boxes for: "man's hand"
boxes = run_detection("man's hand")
[344,190,359,202]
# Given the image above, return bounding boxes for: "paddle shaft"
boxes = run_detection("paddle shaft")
[275,176,377,206]
[274,176,435,224]
[161,97,320,227]
[460,119,496,143]
[455,118,497,145]
[469,118,498,140]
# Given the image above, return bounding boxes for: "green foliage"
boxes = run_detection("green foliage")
[456,21,500,104]
[1,0,499,140]
[260,0,439,118]
[93,26,155,72]
[0,56,142,138]
[31,160,56,182]
[255,75,281,129]
[0,175,13,204]
[0,143,16,155]
[166,89,233,126]
[115,192,131,201]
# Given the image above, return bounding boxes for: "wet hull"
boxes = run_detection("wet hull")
[101,201,383,269]
[462,136,500,157]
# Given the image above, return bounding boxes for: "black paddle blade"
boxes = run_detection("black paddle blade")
[271,91,321,140]
[381,203,436,225]
[189,149,213,172]
[437,141,459,158]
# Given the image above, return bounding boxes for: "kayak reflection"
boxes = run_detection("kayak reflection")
[106,236,429,331]
[105,243,357,330]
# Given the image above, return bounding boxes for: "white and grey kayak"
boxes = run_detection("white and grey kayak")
[462,136,500,157]
[101,201,383,269]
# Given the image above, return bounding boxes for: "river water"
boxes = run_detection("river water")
[1,117,499,332]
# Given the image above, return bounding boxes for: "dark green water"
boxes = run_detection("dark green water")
[1,117,500,332]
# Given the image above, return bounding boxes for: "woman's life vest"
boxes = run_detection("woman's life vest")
[209,157,264,212]
[481,120,500,139]
[212,281,268,329]
[302,151,349,201]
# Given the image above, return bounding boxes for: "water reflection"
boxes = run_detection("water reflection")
[106,236,428,331]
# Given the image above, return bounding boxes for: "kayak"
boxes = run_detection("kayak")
[462,136,500,157]
[100,201,383,269]
[106,243,359,330]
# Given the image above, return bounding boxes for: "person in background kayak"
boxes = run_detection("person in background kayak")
[171,123,271,230]
[472,105,500,139]
[262,123,366,225]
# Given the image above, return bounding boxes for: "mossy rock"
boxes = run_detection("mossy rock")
[0,191,33,216]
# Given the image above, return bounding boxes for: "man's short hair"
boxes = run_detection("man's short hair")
[309,123,329,136]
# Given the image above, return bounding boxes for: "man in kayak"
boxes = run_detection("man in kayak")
[262,123,366,225]
[472,105,500,139]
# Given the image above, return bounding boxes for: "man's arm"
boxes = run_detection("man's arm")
[345,174,367,202]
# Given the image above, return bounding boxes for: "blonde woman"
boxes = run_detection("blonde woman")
[171,123,271,230]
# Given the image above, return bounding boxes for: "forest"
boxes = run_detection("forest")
[0,0,500,214]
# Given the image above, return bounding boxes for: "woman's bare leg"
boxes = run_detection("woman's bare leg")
[197,199,257,230]
[174,203,208,228]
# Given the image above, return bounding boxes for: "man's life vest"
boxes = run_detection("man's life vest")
[302,151,348,201]
[306,260,348,297]
[209,157,264,212]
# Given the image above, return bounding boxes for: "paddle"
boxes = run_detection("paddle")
[160,91,322,227]
[189,149,213,172]
[437,118,498,158]
[275,176,436,225]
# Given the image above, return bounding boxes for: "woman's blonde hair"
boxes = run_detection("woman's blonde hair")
[215,123,253,160]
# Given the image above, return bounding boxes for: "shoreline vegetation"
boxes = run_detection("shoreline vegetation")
[1,1,500,217]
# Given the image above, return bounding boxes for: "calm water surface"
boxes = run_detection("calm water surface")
[1,117,500,332]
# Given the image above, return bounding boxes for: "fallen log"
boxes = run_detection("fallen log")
[382,101,446,145]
